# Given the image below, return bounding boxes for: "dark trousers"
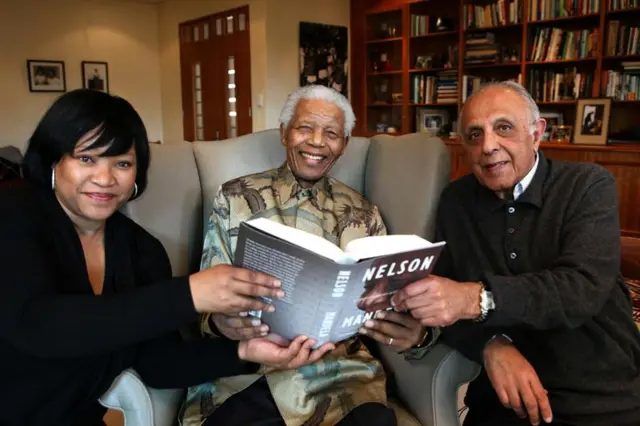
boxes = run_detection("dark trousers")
[463,407,574,426]
[202,377,396,426]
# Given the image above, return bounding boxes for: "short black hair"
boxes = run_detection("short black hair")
[22,88,150,199]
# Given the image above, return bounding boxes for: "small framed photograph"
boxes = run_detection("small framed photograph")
[416,108,449,136]
[540,112,563,141]
[573,98,612,145]
[550,125,573,143]
[26,60,66,92]
[82,61,109,93]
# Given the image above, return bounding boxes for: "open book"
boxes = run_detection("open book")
[234,218,446,346]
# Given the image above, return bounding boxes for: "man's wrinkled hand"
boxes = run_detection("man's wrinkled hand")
[212,313,269,340]
[358,311,426,351]
[390,275,482,326]
[484,336,553,425]
[238,335,335,370]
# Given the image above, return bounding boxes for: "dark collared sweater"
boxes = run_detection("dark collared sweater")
[434,152,640,425]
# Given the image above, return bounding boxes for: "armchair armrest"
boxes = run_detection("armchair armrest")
[377,343,480,426]
[99,369,184,426]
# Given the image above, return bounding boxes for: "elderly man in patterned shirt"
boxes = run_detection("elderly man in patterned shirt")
[180,85,434,426]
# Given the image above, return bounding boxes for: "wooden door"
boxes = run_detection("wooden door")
[179,6,252,142]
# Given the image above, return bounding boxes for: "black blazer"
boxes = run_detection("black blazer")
[0,186,253,426]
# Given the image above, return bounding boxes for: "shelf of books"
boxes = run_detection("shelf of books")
[353,0,640,138]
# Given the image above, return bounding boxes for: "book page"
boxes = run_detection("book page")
[245,218,346,262]
[344,234,446,262]
[234,221,348,347]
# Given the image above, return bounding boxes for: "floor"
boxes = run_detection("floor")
[104,410,124,426]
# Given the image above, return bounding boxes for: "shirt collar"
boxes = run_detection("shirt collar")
[513,151,539,200]
[275,162,332,204]
[473,151,547,219]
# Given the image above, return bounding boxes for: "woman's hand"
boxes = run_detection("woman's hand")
[238,335,335,370]
[358,310,426,352]
[189,265,284,315]
[212,313,269,340]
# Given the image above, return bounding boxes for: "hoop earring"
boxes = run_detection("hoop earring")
[131,183,138,199]
[51,168,56,190]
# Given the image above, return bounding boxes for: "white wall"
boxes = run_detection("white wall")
[0,0,163,152]
[264,0,350,127]
[157,0,269,143]
[157,0,349,143]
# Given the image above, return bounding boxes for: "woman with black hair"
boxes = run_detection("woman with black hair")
[0,89,325,426]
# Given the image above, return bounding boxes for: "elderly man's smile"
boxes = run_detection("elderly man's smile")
[299,150,328,165]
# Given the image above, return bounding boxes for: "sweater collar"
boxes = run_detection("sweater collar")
[472,151,547,219]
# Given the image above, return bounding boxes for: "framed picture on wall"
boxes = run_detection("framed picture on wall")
[416,108,450,136]
[573,98,612,145]
[82,61,109,93]
[26,60,66,93]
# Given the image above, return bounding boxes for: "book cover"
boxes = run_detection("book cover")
[233,219,445,346]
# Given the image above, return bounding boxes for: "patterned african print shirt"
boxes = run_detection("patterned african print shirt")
[181,163,397,426]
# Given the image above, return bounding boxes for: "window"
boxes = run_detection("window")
[227,56,237,138]
[193,62,204,141]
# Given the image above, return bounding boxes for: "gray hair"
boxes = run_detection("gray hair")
[278,85,356,137]
[459,80,540,135]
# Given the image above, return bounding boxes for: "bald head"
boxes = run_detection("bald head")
[460,81,540,135]
[458,81,546,199]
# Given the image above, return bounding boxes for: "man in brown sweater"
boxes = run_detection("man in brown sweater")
[392,81,640,426]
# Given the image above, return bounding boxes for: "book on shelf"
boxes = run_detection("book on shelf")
[233,218,446,347]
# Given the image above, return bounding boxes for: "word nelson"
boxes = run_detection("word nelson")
[362,254,435,282]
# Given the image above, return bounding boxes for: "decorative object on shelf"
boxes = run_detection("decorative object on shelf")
[434,16,453,31]
[416,108,450,136]
[540,112,563,141]
[81,61,109,93]
[391,93,402,103]
[26,60,66,93]
[373,79,391,104]
[550,125,573,143]
[299,22,348,97]
[415,55,433,69]
[573,98,612,145]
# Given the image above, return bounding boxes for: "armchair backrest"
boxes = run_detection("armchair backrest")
[122,130,451,278]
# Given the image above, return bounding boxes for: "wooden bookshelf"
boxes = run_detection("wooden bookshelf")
[350,0,640,138]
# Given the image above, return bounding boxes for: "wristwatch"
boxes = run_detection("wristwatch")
[475,282,495,322]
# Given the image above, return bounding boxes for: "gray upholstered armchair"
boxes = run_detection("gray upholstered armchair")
[100,130,480,425]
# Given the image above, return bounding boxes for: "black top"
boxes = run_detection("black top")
[0,186,256,426]
[435,153,640,425]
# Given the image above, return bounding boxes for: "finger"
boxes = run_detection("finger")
[224,294,275,314]
[308,342,335,363]
[284,335,308,358]
[223,315,262,328]
[363,319,413,342]
[358,326,401,349]
[267,333,291,347]
[290,338,316,367]
[530,378,553,424]
[520,381,541,425]
[506,381,527,419]
[235,325,269,339]
[375,310,417,328]
[231,279,285,299]
[495,385,511,408]
[232,267,281,288]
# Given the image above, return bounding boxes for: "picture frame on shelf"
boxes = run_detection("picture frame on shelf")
[573,98,612,145]
[550,125,573,143]
[540,112,563,141]
[82,61,109,93]
[416,108,449,136]
[26,60,66,93]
